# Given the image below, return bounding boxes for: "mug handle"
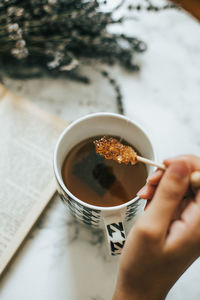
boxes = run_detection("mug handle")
[103,214,126,256]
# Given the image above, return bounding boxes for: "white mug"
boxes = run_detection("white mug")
[53,113,155,255]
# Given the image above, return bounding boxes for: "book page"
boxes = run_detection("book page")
[0,85,67,275]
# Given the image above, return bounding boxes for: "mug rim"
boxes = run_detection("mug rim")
[53,112,156,211]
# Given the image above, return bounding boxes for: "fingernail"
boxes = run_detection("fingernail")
[169,161,189,178]
[147,170,161,182]
[137,185,148,197]
[147,172,156,182]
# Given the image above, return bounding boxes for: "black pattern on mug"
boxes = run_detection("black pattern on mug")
[126,199,140,221]
[59,190,101,228]
[110,240,125,256]
[106,222,126,255]
[107,222,125,239]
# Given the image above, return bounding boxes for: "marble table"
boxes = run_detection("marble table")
[0,2,200,300]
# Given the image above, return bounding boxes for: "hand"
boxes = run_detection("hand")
[139,155,200,203]
[113,155,200,300]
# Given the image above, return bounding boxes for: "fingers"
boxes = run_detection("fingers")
[139,154,200,202]
[166,190,200,254]
[196,189,200,203]
[137,169,164,199]
[172,195,192,220]
[143,161,190,236]
[147,169,164,185]
[164,155,200,172]
[181,189,200,227]
[137,184,156,199]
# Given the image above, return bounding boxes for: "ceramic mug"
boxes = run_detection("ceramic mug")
[53,113,155,255]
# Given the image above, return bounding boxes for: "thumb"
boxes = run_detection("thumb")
[144,161,190,235]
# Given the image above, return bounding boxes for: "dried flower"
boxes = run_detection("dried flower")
[0,0,176,113]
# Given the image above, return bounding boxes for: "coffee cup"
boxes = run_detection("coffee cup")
[53,113,155,255]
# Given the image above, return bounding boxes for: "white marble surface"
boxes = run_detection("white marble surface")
[1,2,200,299]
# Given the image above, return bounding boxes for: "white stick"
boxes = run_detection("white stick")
[137,155,200,188]
[137,156,166,170]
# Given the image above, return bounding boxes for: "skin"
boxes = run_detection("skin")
[113,155,200,300]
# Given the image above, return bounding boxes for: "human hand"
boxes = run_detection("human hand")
[113,155,200,300]
[138,155,200,204]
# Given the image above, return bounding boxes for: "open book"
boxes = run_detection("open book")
[0,85,67,275]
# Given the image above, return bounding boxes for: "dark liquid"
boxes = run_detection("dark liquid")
[62,136,147,207]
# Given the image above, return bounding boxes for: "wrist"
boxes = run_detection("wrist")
[113,287,166,300]
[112,281,168,300]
